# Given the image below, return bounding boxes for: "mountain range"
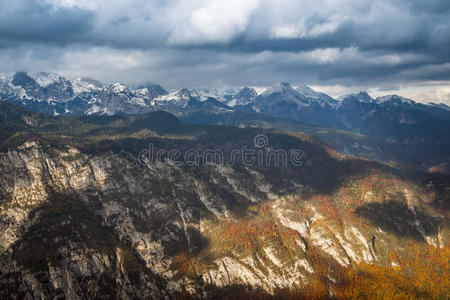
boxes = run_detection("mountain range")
[1,72,449,172]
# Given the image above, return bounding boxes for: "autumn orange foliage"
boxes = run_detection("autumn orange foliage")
[335,244,450,299]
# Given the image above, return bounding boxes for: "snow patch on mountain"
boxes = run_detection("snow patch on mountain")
[295,84,338,107]
[71,78,103,94]
[190,88,238,102]
[135,88,151,97]
[261,82,293,97]
[109,83,128,94]
[376,95,414,105]
[341,92,373,103]
[0,73,11,82]
[153,89,191,103]
[227,87,258,107]
[29,72,61,88]
[295,84,321,99]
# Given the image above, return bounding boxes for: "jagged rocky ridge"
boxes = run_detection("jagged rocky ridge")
[0,103,448,298]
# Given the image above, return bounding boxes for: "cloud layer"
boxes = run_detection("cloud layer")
[0,0,449,102]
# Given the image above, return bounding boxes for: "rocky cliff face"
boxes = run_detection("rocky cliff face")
[0,138,447,299]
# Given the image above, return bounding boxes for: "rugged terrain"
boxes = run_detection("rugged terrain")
[1,72,450,170]
[0,102,448,299]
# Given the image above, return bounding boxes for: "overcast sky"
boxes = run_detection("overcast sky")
[0,0,449,103]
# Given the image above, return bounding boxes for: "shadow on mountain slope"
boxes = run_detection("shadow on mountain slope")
[5,191,170,299]
[355,200,441,242]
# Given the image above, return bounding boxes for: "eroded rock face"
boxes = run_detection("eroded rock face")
[0,142,446,298]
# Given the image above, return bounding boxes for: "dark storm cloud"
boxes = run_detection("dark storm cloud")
[0,0,449,93]
[407,0,450,13]
[0,0,95,45]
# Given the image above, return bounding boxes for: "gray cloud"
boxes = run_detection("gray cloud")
[0,0,449,101]
[0,0,95,46]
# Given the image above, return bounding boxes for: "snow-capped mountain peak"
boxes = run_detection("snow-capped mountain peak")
[189,88,238,102]
[236,86,257,98]
[342,91,373,103]
[295,84,338,107]
[4,72,75,103]
[258,82,313,107]
[153,88,192,103]
[108,83,129,94]
[189,88,221,101]
[177,88,191,99]
[10,72,39,88]
[71,78,103,94]
[29,72,62,88]
[135,84,168,99]
[295,84,317,97]
[227,86,258,107]
[261,82,295,97]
